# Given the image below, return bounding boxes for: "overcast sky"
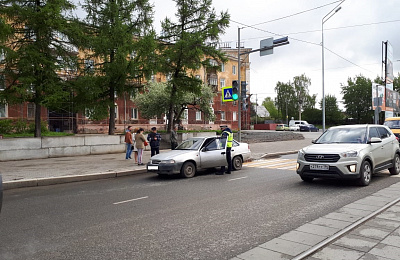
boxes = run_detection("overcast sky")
[151,0,400,108]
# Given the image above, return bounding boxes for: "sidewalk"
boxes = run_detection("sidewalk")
[2,137,400,260]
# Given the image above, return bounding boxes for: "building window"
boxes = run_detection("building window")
[221,63,225,72]
[131,108,138,119]
[84,59,94,72]
[196,111,201,121]
[0,75,5,91]
[232,65,236,75]
[233,111,237,121]
[27,103,35,119]
[0,103,7,118]
[221,111,225,121]
[114,104,118,120]
[220,78,225,89]
[183,109,188,120]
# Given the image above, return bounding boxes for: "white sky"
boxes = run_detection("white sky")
[151,0,400,108]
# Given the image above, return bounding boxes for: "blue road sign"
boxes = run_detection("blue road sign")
[222,86,233,102]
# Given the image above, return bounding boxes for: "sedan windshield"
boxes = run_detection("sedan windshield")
[175,138,203,150]
[316,127,367,144]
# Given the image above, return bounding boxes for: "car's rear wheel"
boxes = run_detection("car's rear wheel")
[300,176,313,182]
[181,161,196,178]
[389,154,400,175]
[358,161,372,186]
[232,156,243,171]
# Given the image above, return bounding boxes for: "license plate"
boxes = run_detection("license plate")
[310,164,329,170]
[147,165,158,171]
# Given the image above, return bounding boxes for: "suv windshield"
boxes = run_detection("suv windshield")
[316,127,367,144]
[384,120,400,129]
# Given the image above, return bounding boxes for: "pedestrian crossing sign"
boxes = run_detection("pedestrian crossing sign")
[222,86,233,102]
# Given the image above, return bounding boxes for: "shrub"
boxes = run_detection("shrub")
[0,119,13,134]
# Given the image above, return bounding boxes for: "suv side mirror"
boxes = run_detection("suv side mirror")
[368,137,382,144]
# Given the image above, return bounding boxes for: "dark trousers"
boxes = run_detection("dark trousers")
[171,142,178,150]
[221,147,232,173]
[151,147,160,157]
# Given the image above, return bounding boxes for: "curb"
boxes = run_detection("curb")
[261,150,299,159]
[3,168,148,190]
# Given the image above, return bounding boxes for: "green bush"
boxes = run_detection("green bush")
[28,121,49,134]
[14,119,29,134]
[0,119,13,134]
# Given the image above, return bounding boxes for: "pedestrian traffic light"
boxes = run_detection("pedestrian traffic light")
[232,80,239,101]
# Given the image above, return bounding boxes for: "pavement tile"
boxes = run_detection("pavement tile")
[337,206,374,217]
[309,217,352,230]
[363,218,400,231]
[374,191,400,199]
[332,234,380,252]
[235,246,292,260]
[295,223,339,237]
[344,203,382,212]
[349,225,391,240]
[380,227,400,246]
[354,197,393,207]
[386,205,400,213]
[308,244,365,260]
[369,243,400,260]
[377,211,400,222]
[279,230,326,246]
[358,253,394,260]
[322,212,362,223]
[259,238,310,256]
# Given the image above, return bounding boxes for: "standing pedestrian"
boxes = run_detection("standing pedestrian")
[135,128,146,165]
[124,126,133,160]
[132,128,138,163]
[217,125,233,175]
[170,124,178,150]
[147,127,161,156]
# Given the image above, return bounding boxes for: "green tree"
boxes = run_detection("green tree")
[275,81,296,121]
[319,94,343,125]
[158,0,230,131]
[293,74,314,119]
[76,0,155,135]
[0,0,79,137]
[341,75,373,123]
[133,82,216,122]
[262,97,279,120]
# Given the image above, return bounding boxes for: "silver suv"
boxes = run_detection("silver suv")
[296,125,400,186]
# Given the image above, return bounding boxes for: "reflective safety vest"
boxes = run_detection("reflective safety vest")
[222,130,233,148]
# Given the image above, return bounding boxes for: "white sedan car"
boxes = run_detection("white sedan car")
[147,136,251,178]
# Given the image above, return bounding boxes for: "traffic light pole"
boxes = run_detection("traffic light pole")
[238,27,242,142]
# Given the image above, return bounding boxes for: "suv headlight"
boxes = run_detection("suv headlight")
[298,149,305,160]
[341,151,358,158]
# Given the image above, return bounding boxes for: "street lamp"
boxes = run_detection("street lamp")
[322,0,344,132]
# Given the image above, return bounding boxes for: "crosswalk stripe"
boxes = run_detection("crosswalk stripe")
[244,158,297,170]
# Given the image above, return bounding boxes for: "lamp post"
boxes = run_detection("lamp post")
[322,0,344,132]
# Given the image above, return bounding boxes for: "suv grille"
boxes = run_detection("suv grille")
[304,154,340,162]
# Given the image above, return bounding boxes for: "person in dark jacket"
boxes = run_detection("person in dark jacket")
[147,127,162,156]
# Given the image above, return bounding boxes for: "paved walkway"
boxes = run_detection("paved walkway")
[2,137,400,260]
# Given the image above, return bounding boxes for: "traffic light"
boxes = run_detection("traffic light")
[241,81,247,100]
[232,80,239,101]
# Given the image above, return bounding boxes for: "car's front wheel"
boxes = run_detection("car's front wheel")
[232,156,243,171]
[389,154,400,175]
[358,160,372,186]
[181,161,196,178]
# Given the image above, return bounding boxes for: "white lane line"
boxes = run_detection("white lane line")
[113,196,149,205]
[228,176,248,181]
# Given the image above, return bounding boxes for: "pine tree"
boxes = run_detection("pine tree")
[158,0,230,132]
[77,0,155,135]
[1,0,79,137]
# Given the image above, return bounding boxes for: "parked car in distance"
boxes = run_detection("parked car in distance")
[296,124,400,186]
[300,124,319,132]
[289,120,308,131]
[276,124,289,131]
[147,136,251,178]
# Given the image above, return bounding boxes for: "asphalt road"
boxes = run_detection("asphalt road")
[1,157,399,260]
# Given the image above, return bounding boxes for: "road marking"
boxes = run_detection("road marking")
[245,159,297,171]
[228,176,248,181]
[113,196,149,205]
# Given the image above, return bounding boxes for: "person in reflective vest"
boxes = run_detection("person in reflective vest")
[217,125,233,175]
